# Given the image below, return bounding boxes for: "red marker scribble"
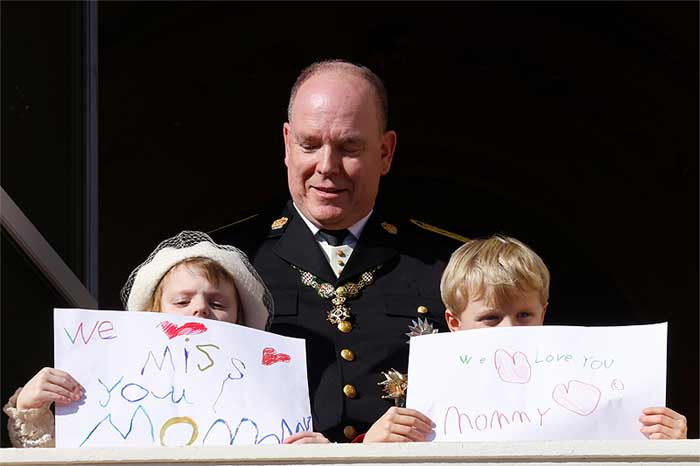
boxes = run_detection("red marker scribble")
[159,321,208,339]
[552,380,601,416]
[261,347,291,366]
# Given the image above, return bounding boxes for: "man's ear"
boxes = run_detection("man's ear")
[283,122,291,166]
[445,309,462,332]
[379,130,397,175]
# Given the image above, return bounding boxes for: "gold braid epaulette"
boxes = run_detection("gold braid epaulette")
[409,219,469,243]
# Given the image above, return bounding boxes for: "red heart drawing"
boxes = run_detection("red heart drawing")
[552,380,601,416]
[262,347,291,366]
[494,349,531,384]
[159,321,208,339]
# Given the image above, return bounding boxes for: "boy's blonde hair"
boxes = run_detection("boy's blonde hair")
[440,235,550,313]
[145,257,239,319]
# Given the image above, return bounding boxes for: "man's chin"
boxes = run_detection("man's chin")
[307,205,352,229]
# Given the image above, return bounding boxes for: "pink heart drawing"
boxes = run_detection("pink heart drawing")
[552,380,601,416]
[159,321,208,339]
[261,347,291,366]
[494,349,531,384]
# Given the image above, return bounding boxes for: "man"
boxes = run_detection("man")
[214,60,464,442]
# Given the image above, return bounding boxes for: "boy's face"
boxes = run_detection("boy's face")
[159,263,239,323]
[445,288,547,331]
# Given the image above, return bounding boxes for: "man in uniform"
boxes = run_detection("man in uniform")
[214,60,464,442]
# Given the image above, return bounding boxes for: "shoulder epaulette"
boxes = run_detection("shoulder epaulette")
[267,215,290,238]
[409,219,470,243]
[208,213,260,235]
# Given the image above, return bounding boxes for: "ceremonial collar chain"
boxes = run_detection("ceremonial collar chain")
[291,264,381,330]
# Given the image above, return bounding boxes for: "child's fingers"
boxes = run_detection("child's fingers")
[390,423,428,442]
[44,374,82,395]
[44,381,82,401]
[391,413,433,434]
[394,408,434,428]
[639,414,672,427]
[640,423,678,439]
[283,431,330,444]
[639,408,687,439]
[40,390,74,405]
[642,406,683,419]
[44,370,83,393]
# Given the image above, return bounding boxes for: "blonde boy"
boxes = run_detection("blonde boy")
[363,235,687,442]
[441,235,548,330]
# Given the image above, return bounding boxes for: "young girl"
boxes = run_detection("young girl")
[3,231,328,447]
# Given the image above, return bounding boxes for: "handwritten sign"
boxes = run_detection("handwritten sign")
[406,323,667,441]
[54,308,312,448]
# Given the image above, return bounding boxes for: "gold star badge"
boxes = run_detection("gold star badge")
[379,368,408,407]
[381,222,398,235]
[271,216,288,230]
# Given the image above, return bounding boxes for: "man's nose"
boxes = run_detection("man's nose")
[316,146,341,175]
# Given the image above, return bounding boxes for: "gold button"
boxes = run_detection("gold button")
[337,249,346,258]
[340,348,355,361]
[338,321,352,333]
[417,305,429,314]
[343,384,357,399]
[343,425,358,440]
[337,259,345,266]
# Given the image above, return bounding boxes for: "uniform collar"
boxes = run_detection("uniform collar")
[273,202,337,284]
[292,203,373,241]
[273,201,399,284]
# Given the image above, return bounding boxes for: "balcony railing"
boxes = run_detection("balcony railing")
[2,440,698,466]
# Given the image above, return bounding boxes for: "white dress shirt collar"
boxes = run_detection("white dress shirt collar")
[292,203,373,241]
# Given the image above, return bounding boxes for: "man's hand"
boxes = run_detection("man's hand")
[364,407,434,442]
[16,367,83,410]
[283,431,331,444]
[640,406,687,439]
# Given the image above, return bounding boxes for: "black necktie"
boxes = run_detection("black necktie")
[317,229,351,246]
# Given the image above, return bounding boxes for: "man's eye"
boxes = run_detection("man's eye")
[210,302,225,310]
[342,145,361,154]
[299,143,318,152]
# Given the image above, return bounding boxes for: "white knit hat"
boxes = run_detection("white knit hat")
[120,231,273,330]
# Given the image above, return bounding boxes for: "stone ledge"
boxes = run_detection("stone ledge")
[1,440,698,465]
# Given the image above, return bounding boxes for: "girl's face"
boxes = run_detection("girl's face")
[158,263,239,323]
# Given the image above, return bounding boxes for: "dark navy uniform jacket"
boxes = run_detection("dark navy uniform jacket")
[213,201,462,442]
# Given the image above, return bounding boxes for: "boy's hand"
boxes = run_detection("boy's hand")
[639,406,687,439]
[364,407,434,442]
[16,367,83,410]
[282,431,331,444]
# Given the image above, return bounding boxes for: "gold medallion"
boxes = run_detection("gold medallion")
[292,265,380,331]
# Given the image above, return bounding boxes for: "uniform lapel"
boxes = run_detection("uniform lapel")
[339,214,398,282]
[273,203,338,284]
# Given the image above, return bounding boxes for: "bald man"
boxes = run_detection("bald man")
[214,60,463,442]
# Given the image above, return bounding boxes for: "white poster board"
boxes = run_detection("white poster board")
[407,323,667,441]
[54,308,311,447]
